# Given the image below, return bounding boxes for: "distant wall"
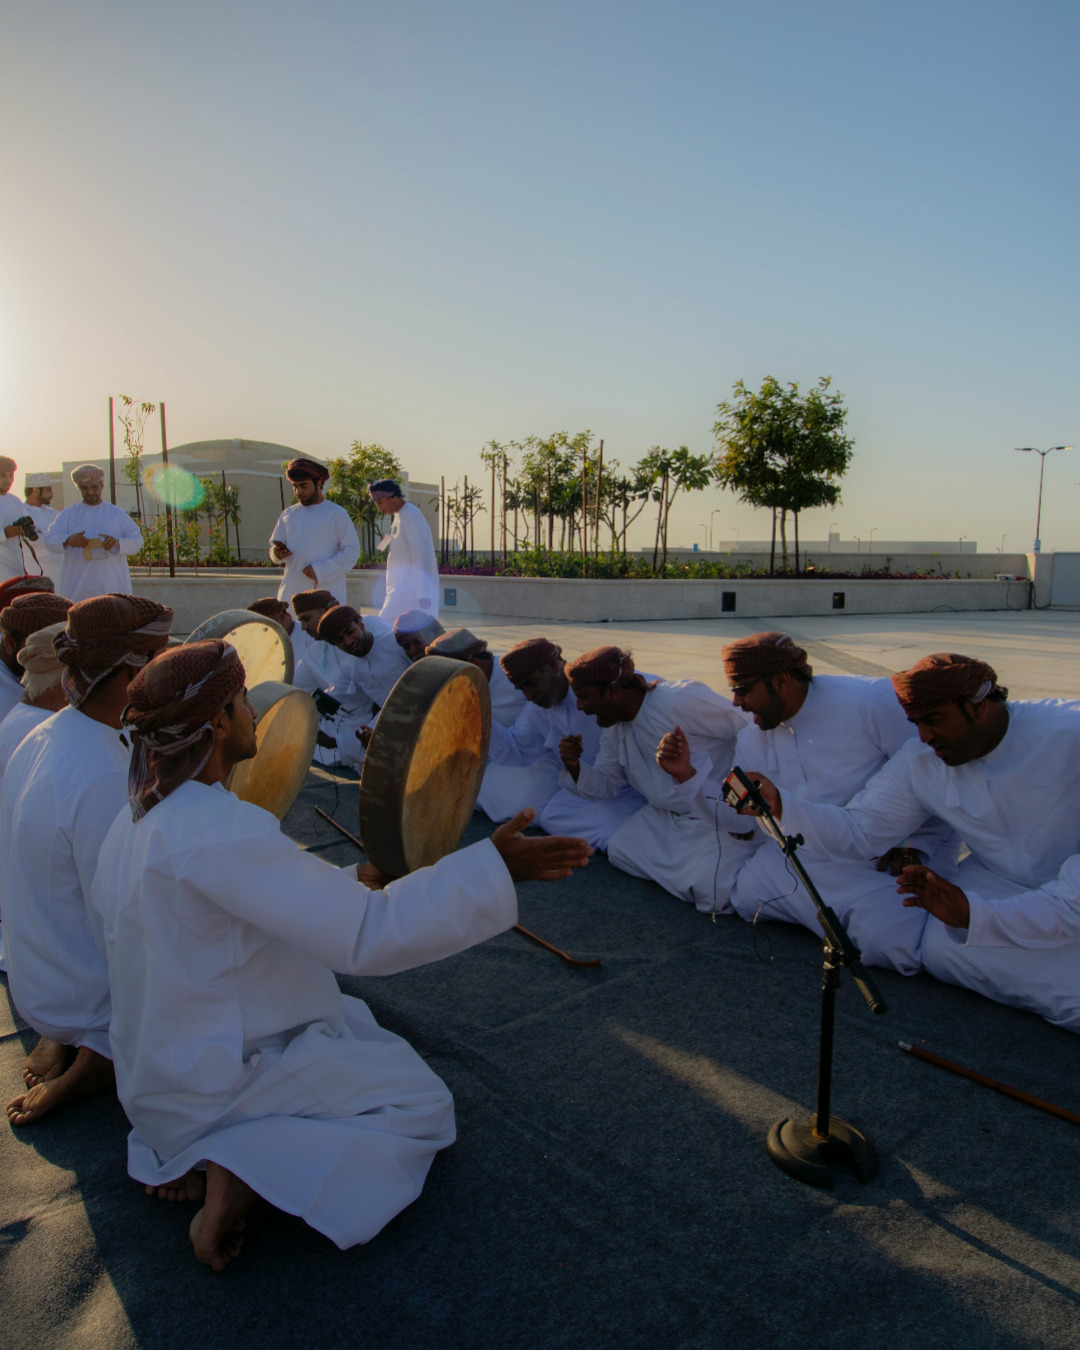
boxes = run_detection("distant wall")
[130,570,1032,635]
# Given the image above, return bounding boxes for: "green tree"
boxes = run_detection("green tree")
[325,441,404,553]
[712,376,853,572]
[116,395,156,521]
[638,445,715,576]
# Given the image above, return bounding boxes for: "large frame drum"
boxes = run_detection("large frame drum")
[359,656,491,876]
[229,680,318,820]
[185,609,294,686]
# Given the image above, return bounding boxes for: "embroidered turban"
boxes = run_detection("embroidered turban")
[425,628,488,661]
[25,472,52,488]
[567,645,635,690]
[54,593,173,707]
[247,597,289,622]
[721,632,810,687]
[292,588,335,617]
[285,457,329,485]
[0,575,54,610]
[501,638,561,685]
[123,639,246,819]
[70,463,106,486]
[317,605,361,644]
[0,591,72,643]
[368,479,402,497]
[393,610,444,641]
[891,654,1005,721]
[18,621,67,699]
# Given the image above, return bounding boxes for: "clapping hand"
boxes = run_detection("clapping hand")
[656,725,694,783]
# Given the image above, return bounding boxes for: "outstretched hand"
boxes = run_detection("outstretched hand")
[491,808,593,882]
[656,725,694,783]
[897,864,971,928]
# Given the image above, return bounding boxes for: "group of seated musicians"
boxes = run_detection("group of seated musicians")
[0,573,1076,1273]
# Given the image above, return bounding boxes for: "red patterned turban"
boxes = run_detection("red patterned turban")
[0,575,54,610]
[54,594,173,707]
[247,597,289,623]
[721,632,810,687]
[567,645,635,690]
[425,628,488,661]
[891,654,1005,721]
[292,589,335,617]
[0,591,71,643]
[123,639,247,818]
[500,638,561,685]
[316,605,361,644]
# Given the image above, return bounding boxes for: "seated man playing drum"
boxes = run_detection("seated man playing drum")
[90,641,591,1272]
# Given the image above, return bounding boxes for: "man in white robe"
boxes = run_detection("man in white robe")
[369,479,439,623]
[561,645,748,913]
[0,456,34,584]
[313,604,411,767]
[269,457,360,608]
[0,577,65,724]
[247,595,311,671]
[425,628,555,822]
[393,609,445,663]
[23,472,64,589]
[0,613,72,779]
[706,632,954,974]
[91,639,591,1271]
[44,464,143,601]
[490,637,645,849]
[743,654,1080,1032]
[2,594,173,1125]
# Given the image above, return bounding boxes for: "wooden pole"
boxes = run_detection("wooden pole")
[546,466,553,550]
[899,1042,1080,1128]
[490,461,495,565]
[108,397,116,505]
[464,475,471,556]
[595,439,604,558]
[440,475,446,562]
[501,453,508,567]
[159,403,176,578]
[581,445,588,562]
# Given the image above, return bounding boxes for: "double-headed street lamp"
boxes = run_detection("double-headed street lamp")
[1015,446,1073,553]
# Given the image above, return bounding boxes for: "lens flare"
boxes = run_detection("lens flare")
[146,466,204,511]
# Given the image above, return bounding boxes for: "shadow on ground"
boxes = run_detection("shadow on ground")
[2,769,1080,1349]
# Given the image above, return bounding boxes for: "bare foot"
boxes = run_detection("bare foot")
[23,1038,74,1087]
[189,1162,257,1272]
[145,1169,207,1203]
[7,1047,114,1126]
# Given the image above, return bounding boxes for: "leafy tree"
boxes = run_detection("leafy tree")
[116,395,156,520]
[638,445,715,576]
[325,441,404,553]
[712,376,853,572]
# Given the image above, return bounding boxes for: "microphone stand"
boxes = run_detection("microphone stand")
[723,769,887,1188]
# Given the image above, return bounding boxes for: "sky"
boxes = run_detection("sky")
[1,0,1077,554]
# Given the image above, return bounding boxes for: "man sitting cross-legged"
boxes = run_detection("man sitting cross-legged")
[393,609,445,663]
[1,594,173,1124]
[90,639,591,1271]
[741,654,1080,1031]
[487,638,645,850]
[562,645,748,913]
[701,632,955,974]
[290,589,367,767]
[314,605,411,766]
[425,628,554,822]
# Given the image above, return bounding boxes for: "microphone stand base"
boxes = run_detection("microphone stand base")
[766,1116,878,1188]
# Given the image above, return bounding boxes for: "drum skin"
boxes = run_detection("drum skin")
[360,656,491,877]
[228,680,317,820]
[185,609,294,686]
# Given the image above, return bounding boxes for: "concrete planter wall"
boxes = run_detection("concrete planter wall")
[127,570,1031,635]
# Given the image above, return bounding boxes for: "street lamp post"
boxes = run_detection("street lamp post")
[709,509,722,552]
[869,527,878,554]
[828,521,838,554]
[1015,446,1073,553]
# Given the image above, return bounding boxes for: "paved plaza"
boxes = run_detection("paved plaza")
[3,607,1079,1349]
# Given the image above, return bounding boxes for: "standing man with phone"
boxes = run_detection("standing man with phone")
[270,458,360,609]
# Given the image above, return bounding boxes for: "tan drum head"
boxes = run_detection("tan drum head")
[228,680,317,820]
[359,655,491,876]
[185,609,294,686]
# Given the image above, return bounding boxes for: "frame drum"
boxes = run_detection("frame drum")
[228,680,318,820]
[359,655,491,876]
[185,609,294,686]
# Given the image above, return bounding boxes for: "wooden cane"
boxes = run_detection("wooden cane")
[314,808,602,969]
[899,1041,1080,1128]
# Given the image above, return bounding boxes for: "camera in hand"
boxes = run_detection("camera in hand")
[13,515,39,542]
[721,766,770,817]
